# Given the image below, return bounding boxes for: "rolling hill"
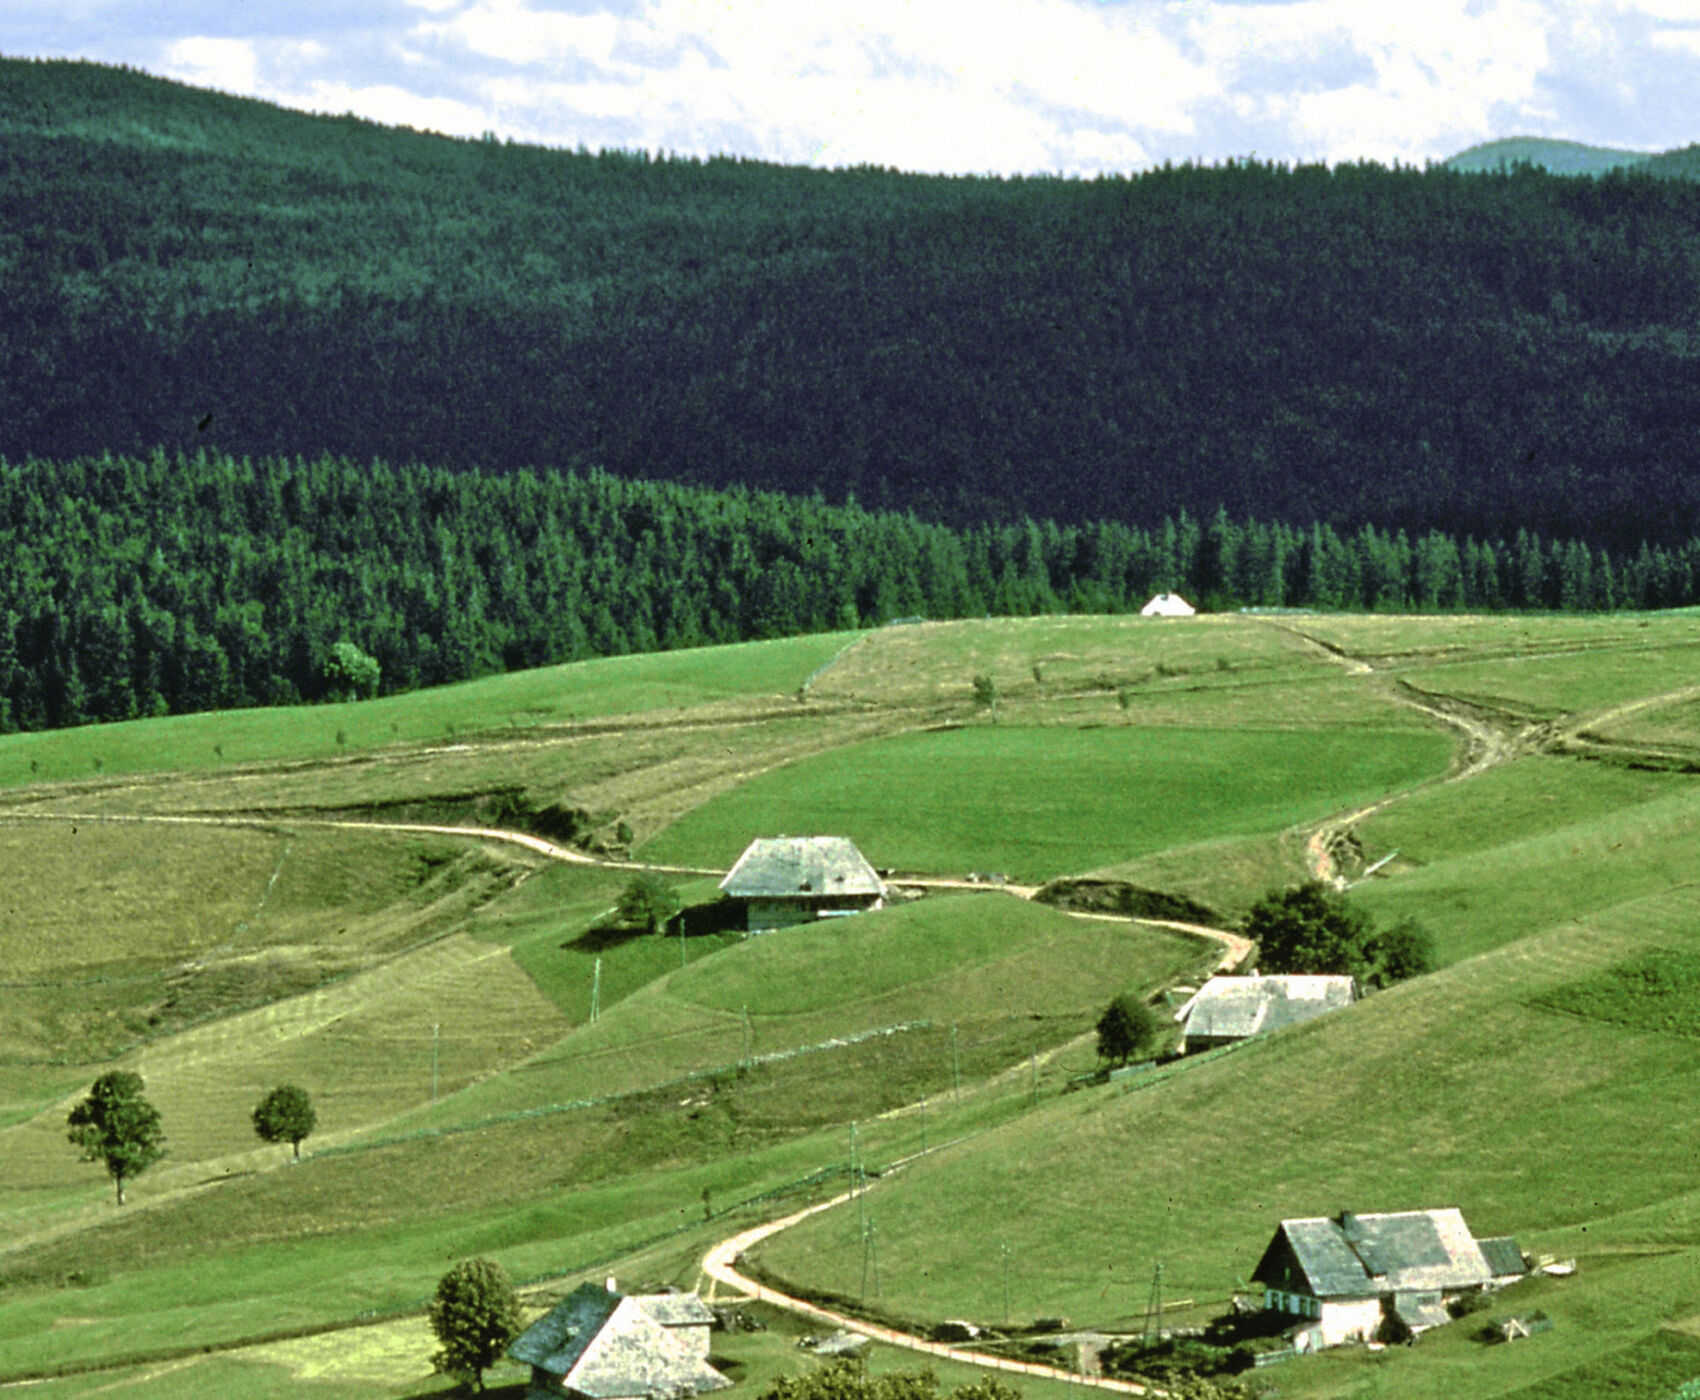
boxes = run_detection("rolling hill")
[4,59,1700,551]
[6,612,1700,1398]
[1443,136,1659,175]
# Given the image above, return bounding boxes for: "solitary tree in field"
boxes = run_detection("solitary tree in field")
[618,872,681,934]
[1096,994,1160,1066]
[323,639,381,700]
[67,1070,165,1206]
[252,1083,317,1160]
[429,1256,523,1393]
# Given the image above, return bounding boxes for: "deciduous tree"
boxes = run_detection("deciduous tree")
[252,1083,317,1160]
[67,1070,165,1205]
[618,872,681,934]
[1096,994,1160,1066]
[429,1257,523,1393]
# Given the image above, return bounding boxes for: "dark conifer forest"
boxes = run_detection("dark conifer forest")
[3,57,1700,731]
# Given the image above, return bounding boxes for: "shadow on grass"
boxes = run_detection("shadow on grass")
[396,1381,530,1399]
[565,899,744,952]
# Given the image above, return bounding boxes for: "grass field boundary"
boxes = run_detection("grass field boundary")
[0,1162,862,1389]
[325,1019,940,1157]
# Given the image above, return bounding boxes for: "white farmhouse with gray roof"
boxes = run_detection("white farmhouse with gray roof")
[509,1281,726,1400]
[1251,1209,1523,1350]
[1174,975,1357,1053]
[719,836,885,931]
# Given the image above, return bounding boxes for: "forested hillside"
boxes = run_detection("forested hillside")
[4,450,1700,732]
[4,57,1700,551]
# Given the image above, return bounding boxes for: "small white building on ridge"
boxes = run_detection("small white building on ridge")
[719,835,885,931]
[1140,592,1196,616]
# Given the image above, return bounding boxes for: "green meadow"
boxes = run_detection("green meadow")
[641,725,1452,879]
[8,612,1700,1398]
[0,630,854,788]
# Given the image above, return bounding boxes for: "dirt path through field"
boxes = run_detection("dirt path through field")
[1259,622,1542,882]
[701,1189,1160,1396]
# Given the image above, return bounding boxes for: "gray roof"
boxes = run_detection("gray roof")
[1478,1236,1526,1279]
[510,1284,727,1398]
[639,1292,717,1328]
[512,1283,621,1374]
[1391,1291,1452,1333]
[720,837,883,900]
[1255,1210,1493,1298]
[1177,975,1357,1041]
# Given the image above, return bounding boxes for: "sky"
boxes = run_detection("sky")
[4,0,1699,176]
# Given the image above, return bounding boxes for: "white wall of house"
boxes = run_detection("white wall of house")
[1316,1297,1384,1347]
[1267,1289,1381,1348]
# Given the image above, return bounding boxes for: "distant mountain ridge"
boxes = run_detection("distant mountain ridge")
[4,57,1700,550]
[1444,136,1659,175]
[1444,135,1700,179]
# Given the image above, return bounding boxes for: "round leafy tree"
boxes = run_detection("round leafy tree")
[617,872,681,934]
[429,1256,523,1393]
[323,639,381,700]
[67,1070,165,1205]
[253,1083,317,1160]
[1096,993,1160,1066]
[1242,880,1372,976]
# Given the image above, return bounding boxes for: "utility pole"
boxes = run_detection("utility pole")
[590,957,602,1024]
[1002,1240,1011,1324]
[431,1021,440,1102]
[861,1218,880,1299]
[1030,1045,1038,1105]
[741,1007,753,1072]
[951,1023,961,1105]
[1143,1262,1164,1343]
[850,1122,865,1236]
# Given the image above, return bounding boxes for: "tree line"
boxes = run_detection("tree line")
[3,450,1699,735]
[5,58,1700,552]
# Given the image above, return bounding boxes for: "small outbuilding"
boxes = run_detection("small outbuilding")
[719,836,885,932]
[1140,592,1196,617]
[509,1281,727,1400]
[1173,975,1357,1053]
[1250,1209,1524,1351]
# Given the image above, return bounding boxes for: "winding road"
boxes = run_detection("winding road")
[701,1187,1161,1396]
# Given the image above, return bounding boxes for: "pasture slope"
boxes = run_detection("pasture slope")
[4,613,1700,1398]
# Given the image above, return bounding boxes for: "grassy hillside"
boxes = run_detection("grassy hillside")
[9,613,1700,1397]
[641,724,1450,880]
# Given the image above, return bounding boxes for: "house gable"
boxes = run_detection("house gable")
[719,836,884,930]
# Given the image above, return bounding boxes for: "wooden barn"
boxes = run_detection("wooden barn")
[1250,1209,1524,1351]
[508,1281,726,1400]
[719,835,885,931]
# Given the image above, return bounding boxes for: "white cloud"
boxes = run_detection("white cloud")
[1651,26,1700,54]
[29,0,1700,174]
[161,35,260,94]
[286,78,493,135]
[402,0,1214,172]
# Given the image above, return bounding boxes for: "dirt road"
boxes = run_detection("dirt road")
[701,1190,1160,1396]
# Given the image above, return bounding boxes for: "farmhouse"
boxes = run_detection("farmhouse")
[719,835,885,931]
[1140,592,1196,616]
[509,1281,727,1400]
[1173,975,1357,1053]
[1251,1209,1524,1351]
